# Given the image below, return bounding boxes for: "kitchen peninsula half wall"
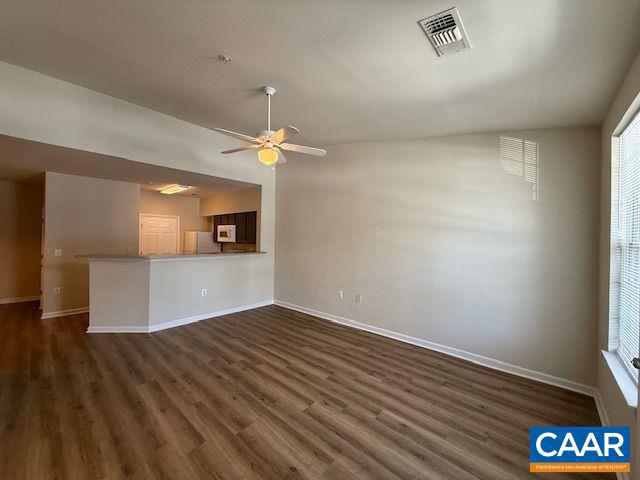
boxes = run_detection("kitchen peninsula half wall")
[82,251,272,333]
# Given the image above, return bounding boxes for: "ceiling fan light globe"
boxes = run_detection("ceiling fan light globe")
[258,147,279,165]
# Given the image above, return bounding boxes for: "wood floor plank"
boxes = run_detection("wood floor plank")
[0,302,611,479]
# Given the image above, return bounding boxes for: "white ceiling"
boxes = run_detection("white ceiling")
[0,0,638,146]
[0,134,256,196]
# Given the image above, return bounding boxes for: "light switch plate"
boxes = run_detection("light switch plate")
[201,288,207,296]
[54,249,62,257]
[53,287,61,295]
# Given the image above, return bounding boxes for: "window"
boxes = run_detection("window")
[610,110,640,382]
[499,135,540,201]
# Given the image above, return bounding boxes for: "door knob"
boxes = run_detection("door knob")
[632,358,640,370]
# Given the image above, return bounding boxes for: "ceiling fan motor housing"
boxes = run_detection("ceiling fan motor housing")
[257,129,275,139]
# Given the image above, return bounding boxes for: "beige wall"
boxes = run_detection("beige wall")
[89,259,150,329]
[598,51,640,440]
[42,172,139,316]
[200,186,262,249]
[276,127,600,387]
[199,186,261,216]
[0,180,42,302]
[139,190,210,253]
[148,255,272,326]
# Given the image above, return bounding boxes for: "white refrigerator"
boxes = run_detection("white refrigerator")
[184,231,221,254]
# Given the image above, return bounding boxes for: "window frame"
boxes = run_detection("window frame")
[609,106,640,386]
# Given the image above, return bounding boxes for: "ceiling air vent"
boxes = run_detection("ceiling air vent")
[419,7,471,57]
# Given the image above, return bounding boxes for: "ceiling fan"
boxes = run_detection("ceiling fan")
[214,86,326,166]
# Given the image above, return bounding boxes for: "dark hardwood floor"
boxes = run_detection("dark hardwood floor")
[1,301,610,479]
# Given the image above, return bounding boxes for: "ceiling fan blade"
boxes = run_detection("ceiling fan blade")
[275,147,287,164]
[279,143,327,156]
[213,127,260,143]
[270,125,300,144]
[221,144,261,154]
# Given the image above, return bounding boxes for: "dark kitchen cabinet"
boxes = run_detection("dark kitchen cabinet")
[212,211,257,244]
[246,211,257,244]
[213,216,219,240]
[235,212,247,243]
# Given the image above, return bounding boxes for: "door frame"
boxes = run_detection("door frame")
[139,213,180,255]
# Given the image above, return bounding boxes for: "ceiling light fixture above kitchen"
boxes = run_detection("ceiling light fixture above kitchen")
[160,184,190,194]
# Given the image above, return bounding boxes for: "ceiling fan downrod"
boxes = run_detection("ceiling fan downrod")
[262,86,276,132]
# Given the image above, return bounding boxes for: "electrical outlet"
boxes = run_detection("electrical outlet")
[355,294,362,303]
[338,290,344,299]
[54,249,62,257]
[53,287,61,295]
[201,288,207,296]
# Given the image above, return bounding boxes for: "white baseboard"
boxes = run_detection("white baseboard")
[86,325,149,333]
[41,306,89,319]
[86,300,274,334]
[591,372,632,480]
[594,396,626,480]
[592,390,611,427]
[0,295,39,305]
[274,300,599,399]
[147,300,274,333]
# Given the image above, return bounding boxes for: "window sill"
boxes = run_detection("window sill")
[601,350,637,408]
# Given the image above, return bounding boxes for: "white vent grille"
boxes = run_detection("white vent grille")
[419,7,471,57]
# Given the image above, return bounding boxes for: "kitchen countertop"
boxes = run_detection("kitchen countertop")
[77,251,267,261]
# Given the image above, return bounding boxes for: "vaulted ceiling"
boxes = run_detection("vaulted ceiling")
[0,0,639,146]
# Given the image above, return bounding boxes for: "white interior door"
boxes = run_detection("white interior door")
[139,214,179,255]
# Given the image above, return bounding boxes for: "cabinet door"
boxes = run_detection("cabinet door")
[246,211,257,244]
[219,214,228,225]
[227,214,235,226]
[213,216,220,240]
[235,212,247,243]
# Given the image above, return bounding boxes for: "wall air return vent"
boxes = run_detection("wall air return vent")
[419,7,471,57]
